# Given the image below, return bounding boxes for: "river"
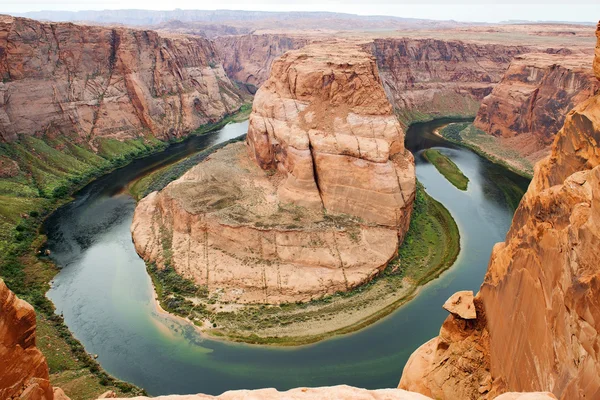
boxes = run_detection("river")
[45,118,529,396]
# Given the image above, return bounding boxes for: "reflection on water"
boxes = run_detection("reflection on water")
[46,119,529,396]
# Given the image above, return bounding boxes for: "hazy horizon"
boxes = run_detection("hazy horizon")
[2,1,600,24]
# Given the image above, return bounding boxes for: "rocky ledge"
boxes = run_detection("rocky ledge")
[131,41,415,304]
[399,23,600,400]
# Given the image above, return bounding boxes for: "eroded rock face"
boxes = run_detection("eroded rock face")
[442,290,476,320]
[474,53,599,161]
[132,42,415,304]
[0,15,243,143]
[595,23,600,80]
[247,42,415,228]
[400,27,600,400]
[214,34,309,92]
[372,39,530,121]
[0,279,54,400]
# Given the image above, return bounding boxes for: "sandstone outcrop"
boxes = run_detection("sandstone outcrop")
[113,385,432,400]
[400,24,600,400]
[132,42,415,304]
[372,39,530,121]
[0,279,60,400]
[442,290,476,320]
[0,15,244,143]
[474,52,599,161]
[214,34,309,92]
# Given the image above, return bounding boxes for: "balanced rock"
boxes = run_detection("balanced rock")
[442,290,476,320]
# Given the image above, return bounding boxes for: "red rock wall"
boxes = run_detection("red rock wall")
[400,24,600,400]
[0,15,244,143]
[371,39,530,121]
[214,34,309,92]
[474,53,599,159]
[0,279,54,400]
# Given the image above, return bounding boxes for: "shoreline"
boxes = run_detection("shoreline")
[0,106,251,399]
[146,183,461,347]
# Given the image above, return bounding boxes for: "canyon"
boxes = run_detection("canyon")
[1,9,600,400]
[0,15,244,144]
[474,52,600,163]
[399,22,600,400]
[131,41,416,304]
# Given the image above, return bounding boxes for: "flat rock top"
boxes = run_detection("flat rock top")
[442,290,477,320]
[512,52,595,71]
[164,142,362,230]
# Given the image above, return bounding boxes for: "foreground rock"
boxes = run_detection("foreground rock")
[0,15,243,143]
[132,41,415,304]
[399,23,600,400]
[474,52,599,162]
[0,279,65,400]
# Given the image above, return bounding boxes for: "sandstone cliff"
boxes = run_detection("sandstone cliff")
[0,279,66,400]
[474,52,599,161]
[132,42,415,304]
[399,23,600,400]
[371,39,530,122]
[214,34,309,93]
[0,15,244,143]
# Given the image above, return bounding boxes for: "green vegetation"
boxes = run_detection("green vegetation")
[193,103,252,135]
[0,104,251,398]
[440,122,533,178]
[148,183,460,346]
[423,148,470,190]
[394,92,480,128]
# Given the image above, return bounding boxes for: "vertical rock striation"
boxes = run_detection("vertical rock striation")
[214,34,309,93]
[400,22,600,400]
[0,279,60,400]
[0,15,244,143]
[474,53,599,161]
[371,39,530,122]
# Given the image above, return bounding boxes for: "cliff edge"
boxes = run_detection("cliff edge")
[399,21,600,400]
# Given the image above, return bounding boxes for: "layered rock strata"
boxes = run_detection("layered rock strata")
[0,15,243,143]
[372,39,531,121]
[474,52,600,161]
[0,279,64,400]
[132,42,415,304]
[214,34,309,92]
[399,23,600,400]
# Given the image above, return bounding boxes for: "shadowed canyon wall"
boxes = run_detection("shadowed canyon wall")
[399,22,600,400]
[0,15,244,144]
[214,34,309,93]
[474,52,600,161]
[371,39,531,122]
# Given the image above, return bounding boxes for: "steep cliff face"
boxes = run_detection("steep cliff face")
[0,279,66,400]
[371,39,530,122]
[474,53,599,160]
[214,34,309,92]
[132,41,415,304]
[400,24,600,400]
[0,15,244,143]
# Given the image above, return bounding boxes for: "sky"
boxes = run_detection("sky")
[1,0,600,23]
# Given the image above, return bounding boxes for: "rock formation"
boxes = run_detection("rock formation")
[0,15,244,143]
[474,52,599,162]
[372,39,531,121]
[399,22,600,400]
[0,279,65,400]
[214,34,309,92]
[132,41,415,304]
